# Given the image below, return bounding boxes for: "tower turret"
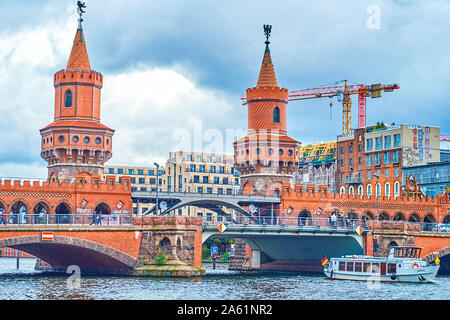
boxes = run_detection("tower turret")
[40,3,114,181]
[233,25,300,196]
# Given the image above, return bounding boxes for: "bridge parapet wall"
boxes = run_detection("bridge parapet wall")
[0,175,132,216]
[279,183,448,223]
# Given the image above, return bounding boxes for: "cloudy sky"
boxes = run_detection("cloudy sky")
[0,0,449,178]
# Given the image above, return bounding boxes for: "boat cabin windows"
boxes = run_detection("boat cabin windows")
[338,260,397,274]
[372,263,380,273]
[388,263,396,274]
[393,247,421,259]
[346,262,354,272]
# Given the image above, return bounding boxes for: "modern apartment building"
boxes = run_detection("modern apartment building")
[165,151,240,194]
[105,151,241,217]
[104,165,166,214]
[336,123,440,198]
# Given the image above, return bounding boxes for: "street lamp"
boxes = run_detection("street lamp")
[374,173,380,221]
[154,162,160,215]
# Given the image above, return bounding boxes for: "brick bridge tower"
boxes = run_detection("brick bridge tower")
[40,10,114,181]
[234,25,301,196]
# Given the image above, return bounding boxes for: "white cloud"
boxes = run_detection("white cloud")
[102,67,240,167]
[0,6,241,176]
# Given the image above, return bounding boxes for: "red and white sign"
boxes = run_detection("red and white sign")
[355,226,364,235]
[42,232,54,241]
[217,223,227,233]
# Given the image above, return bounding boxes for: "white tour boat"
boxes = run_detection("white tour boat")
[323,246,440,283]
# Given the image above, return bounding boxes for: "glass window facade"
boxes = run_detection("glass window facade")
[402,162,450,198]
[375,137,382,150]
[366,138,373,151]
[384,135,391,149]
[394,134,401,147]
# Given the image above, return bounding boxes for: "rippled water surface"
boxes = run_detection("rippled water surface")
[0,258,448,300]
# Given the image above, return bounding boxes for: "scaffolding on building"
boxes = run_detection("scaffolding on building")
[299,141,336,166]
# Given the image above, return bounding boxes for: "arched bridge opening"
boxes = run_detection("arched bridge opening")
[0,236,137,275]
[423,246,450,275]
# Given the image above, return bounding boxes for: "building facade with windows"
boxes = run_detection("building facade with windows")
[402,160,450,199]
[336,124,440,198]
[105,151,241,218]
[104,165,166,214]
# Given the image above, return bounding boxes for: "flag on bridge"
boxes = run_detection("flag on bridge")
[41,232,54,241]
[321,257,328,266]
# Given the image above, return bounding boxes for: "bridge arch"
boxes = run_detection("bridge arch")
[298,209,312,225]
[54,200,74,214]
[160,199,251,219]
[423,213,436,223]
[379,211,390,221]
[408,212,421,222]
[393,212,406,221]
[442,215,450,224]
[423,247,450,274]
[0,235,137,274]
[160,237,172,256]
[346,211,359,219]
[362,211,375,221]
[0,199,6,212]
[31,200,52,214]
[94,202,111,215]
[10,199,30,214]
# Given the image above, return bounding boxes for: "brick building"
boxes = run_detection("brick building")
[336,124,440,198]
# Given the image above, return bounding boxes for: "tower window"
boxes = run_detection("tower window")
[65,90,73,108]
[72,136,79,143]
[273,107,280,123]
[95,137,101,144]
[84,136,90,144]
[59,135,65,143]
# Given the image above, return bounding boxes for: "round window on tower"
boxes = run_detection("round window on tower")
[84,136,90,144]
[268,148,273,155]
[72,136,79,143]
[279,149,284,155]
[95,137,101,144]
[59,136,65,143]
[288,149,293,156]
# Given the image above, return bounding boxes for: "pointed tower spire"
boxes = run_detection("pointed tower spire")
[256,25,278,87]
[66,1,90,70]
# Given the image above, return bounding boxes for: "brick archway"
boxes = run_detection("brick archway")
[31,200,52,214]
[379,211,390,221]
[0,235,137,274]
[10,199,30,213]
[408,212,421,222]
[423,247,450,263]
[393,212,406,221]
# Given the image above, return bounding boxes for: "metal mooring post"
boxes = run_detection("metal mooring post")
[212,253,216,270]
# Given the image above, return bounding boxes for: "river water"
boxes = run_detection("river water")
[0,258,448,300]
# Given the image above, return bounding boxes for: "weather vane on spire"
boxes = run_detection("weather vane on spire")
[77,1,87,23]
[263,24,272,44]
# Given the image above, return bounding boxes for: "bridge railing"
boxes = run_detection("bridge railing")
[202,216,371,232]
[0,214,134,226]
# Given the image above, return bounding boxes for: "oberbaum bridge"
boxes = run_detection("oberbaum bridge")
[0,6,449,276]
